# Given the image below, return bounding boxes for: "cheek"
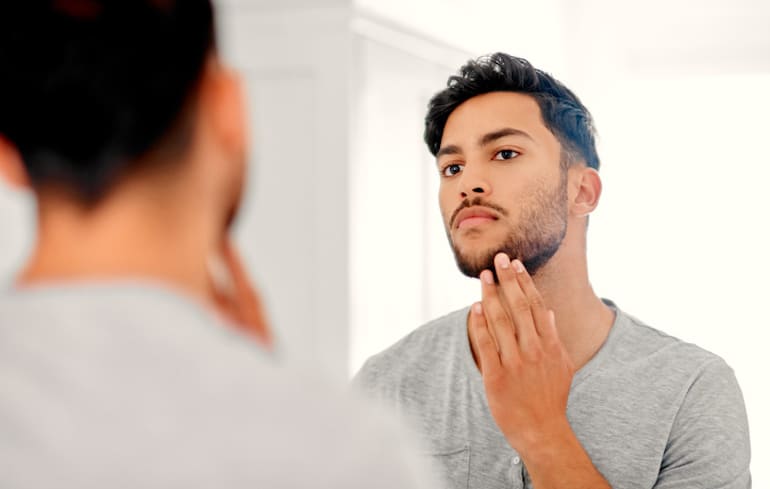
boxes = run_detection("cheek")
[438,190,454,226]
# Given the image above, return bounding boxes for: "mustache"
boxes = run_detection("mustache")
[449,197,509,229]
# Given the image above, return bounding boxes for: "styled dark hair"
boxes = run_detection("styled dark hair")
[424,53,600,170]
[0,0,216,203]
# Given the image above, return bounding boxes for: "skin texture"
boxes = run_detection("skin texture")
[436,91,615,488]
[0,56,271,346]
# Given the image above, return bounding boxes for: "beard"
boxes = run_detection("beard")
[448,173,568,281]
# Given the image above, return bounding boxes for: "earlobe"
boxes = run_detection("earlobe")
[202,58,248,156]
[0,135,30,190]
[570,167,602,218]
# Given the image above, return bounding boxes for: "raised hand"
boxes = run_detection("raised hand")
[470,252,574,452]
[207,238,272,348]
[469,253,611,488]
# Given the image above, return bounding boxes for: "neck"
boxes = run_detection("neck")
[531,242,614,370]
[17,185,217,304]
[467,225,615,372]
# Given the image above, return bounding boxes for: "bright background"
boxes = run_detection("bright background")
[0,0,767,484]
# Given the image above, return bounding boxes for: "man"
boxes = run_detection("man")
[354,53,751,488]
[0,1,436,487]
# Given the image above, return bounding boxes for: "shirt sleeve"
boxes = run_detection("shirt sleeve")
[351,357,376,392]
[654,358,751,488]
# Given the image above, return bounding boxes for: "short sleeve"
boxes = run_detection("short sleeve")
[351,355,389,402]
[654,358,751,488]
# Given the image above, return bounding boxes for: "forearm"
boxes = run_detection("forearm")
[516,419,611,489]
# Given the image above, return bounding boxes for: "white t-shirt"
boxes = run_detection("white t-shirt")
[0,281,437,489]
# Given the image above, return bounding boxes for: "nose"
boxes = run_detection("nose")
[458,164,490,199]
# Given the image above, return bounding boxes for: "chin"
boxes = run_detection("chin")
[451,243,502,280]
[451,229,505,256]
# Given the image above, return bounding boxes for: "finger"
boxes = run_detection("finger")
[510,259,552,341]
[469,302,501,374]
[220,240,257,307]
[494,253,539,354]
[480,268,519,362]
[217,239,273,346]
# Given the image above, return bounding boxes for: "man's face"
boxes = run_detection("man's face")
[436,91,568,279]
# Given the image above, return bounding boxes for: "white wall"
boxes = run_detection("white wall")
[216,0,354,379]
[589,73,770,486]
[0,184,32,288]
[347,20,470,375]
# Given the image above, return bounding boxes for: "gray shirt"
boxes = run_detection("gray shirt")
[0,282,438,489]
[354,302,751,489]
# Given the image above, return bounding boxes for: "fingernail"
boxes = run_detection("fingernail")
[512,259,525,273]
[494,253,510,269]
[481,270,494,284]
[472,302,483,315]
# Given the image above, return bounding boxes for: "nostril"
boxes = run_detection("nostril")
[472,187,484,193]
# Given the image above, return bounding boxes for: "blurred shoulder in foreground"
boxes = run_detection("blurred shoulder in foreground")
[0,1,437,487]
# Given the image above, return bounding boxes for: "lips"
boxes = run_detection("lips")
[454,206,499,230]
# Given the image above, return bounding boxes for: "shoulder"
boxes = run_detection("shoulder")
[233,368,437,487]
[354,307,469,387]
[610,307,749,459]
[581,304,747,432]
[0,289,438,488]
[613,311,753,486]
[611,307,728,377]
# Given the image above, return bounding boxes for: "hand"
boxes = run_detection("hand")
[207,238,272,348]
[469,252,575,453]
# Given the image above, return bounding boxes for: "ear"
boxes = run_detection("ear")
[0,135,30,190]
[197,56,248,160]
[568,166,602,218]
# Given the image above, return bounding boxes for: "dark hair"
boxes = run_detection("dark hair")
[0,0,216,203]
[424,53,600,170]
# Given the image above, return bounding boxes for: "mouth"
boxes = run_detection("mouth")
[454,207,499,230]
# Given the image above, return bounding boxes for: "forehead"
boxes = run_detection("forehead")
[441,91,554,149]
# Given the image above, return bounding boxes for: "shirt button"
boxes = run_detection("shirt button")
[512,456,521,465]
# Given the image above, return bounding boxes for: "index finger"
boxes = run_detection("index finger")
[510,259,555,340]
[212,238,273,346]
[469,302,502,375]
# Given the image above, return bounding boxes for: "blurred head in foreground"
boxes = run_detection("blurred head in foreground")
[0,4,442,489]
[0,0,261,334]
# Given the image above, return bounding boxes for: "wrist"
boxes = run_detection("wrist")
[511,416,575,465]
[512,419,611,489]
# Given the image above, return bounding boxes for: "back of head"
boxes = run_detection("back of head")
[0,0,215,204]
[424,52,600,170]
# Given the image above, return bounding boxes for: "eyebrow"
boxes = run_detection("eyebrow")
[479,127,534,146]
[436,127,534,158]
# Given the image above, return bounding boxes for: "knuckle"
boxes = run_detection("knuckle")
[513,297,531,313]
[488,307,508,325]
[476,331,493,348]
[543,342,560,357]
[528,294,546,309]
[522,345,543,363]
[542,333,561,350]
[500,354,522,372]
[486,372,506,390]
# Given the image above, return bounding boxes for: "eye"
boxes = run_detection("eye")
[441,163,464,177]
[494,149,520,160]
